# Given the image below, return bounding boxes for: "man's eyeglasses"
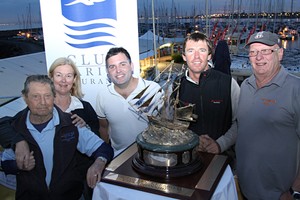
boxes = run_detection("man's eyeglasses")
[248,48,280,57]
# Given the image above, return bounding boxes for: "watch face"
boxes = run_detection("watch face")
[290,188,300,199]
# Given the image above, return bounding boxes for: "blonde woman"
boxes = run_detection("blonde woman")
[48,57,99,134]
[48,57,100,200]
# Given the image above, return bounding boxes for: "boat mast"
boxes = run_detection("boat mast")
[205,0,209,36]
[237,0,242,47]
[273,0,277,33]
[151,0,158,75]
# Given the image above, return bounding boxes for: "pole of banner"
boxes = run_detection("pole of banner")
[151,0,158,77]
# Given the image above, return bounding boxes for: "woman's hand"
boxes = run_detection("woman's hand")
[71,113,86,127]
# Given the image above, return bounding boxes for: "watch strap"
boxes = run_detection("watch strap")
[98,156,107,164]
[290,187,300,199]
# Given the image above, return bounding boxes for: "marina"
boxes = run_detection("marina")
[137,11,300,79]
[137,0,300,79]
[0,1,300,79]
[138,26,300,80]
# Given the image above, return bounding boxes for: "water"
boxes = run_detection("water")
[255,38,300,72]
[281,38,300,50]
[0,23,42,31]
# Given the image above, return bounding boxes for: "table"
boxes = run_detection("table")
[93,143,238,200]
[93,165,237,200]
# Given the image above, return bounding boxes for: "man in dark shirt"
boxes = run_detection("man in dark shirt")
[178,32,240,154]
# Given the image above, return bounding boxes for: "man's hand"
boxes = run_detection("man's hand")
[15,140,31,170]
[71,114,86,127]
[86,157,106,188]
[198,135,221,154]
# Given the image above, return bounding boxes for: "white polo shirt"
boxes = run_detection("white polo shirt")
[95,77,163,155]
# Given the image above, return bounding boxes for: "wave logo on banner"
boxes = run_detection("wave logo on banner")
[61,0,117,49]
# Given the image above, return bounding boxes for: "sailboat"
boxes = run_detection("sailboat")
[130,61,197,131]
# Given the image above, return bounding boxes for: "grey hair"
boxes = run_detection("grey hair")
[22,75,56,97]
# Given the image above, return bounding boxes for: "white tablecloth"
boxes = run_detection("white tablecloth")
[93,165,238,200]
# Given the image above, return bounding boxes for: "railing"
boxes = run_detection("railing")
[0,96,20,107]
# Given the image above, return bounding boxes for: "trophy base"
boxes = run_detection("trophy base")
[132,154,203,178]
[102,143,229,200]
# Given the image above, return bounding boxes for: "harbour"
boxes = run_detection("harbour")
[0,1,300,80]
[137,12,300,80]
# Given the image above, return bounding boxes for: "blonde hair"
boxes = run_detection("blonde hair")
[48,57,84,98]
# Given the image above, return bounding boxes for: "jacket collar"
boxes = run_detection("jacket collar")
[185,62,213,84]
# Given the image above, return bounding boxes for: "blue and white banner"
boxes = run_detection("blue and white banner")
[39,0,139,107]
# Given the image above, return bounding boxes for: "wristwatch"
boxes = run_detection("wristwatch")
[97,156,107,164]
[290,188,300,200]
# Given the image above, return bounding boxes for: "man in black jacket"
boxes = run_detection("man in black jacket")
[178,32,240,155]
[1,75,113,200]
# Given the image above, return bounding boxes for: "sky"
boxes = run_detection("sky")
[0,0,41,24]
[0,0,299,24]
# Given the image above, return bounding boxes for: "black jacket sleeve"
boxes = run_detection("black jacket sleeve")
[91,142,114,163]
[0,110,25,148]
[1,160,18,175]
[0,116,23,148]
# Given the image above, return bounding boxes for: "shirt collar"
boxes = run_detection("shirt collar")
[185,62,213,84]
[107,76,146,97]
[26,107,60,129]
[65,96,84,113]
[247,66,287,89]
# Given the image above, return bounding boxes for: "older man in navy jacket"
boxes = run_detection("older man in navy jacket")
[1,75,113,200]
